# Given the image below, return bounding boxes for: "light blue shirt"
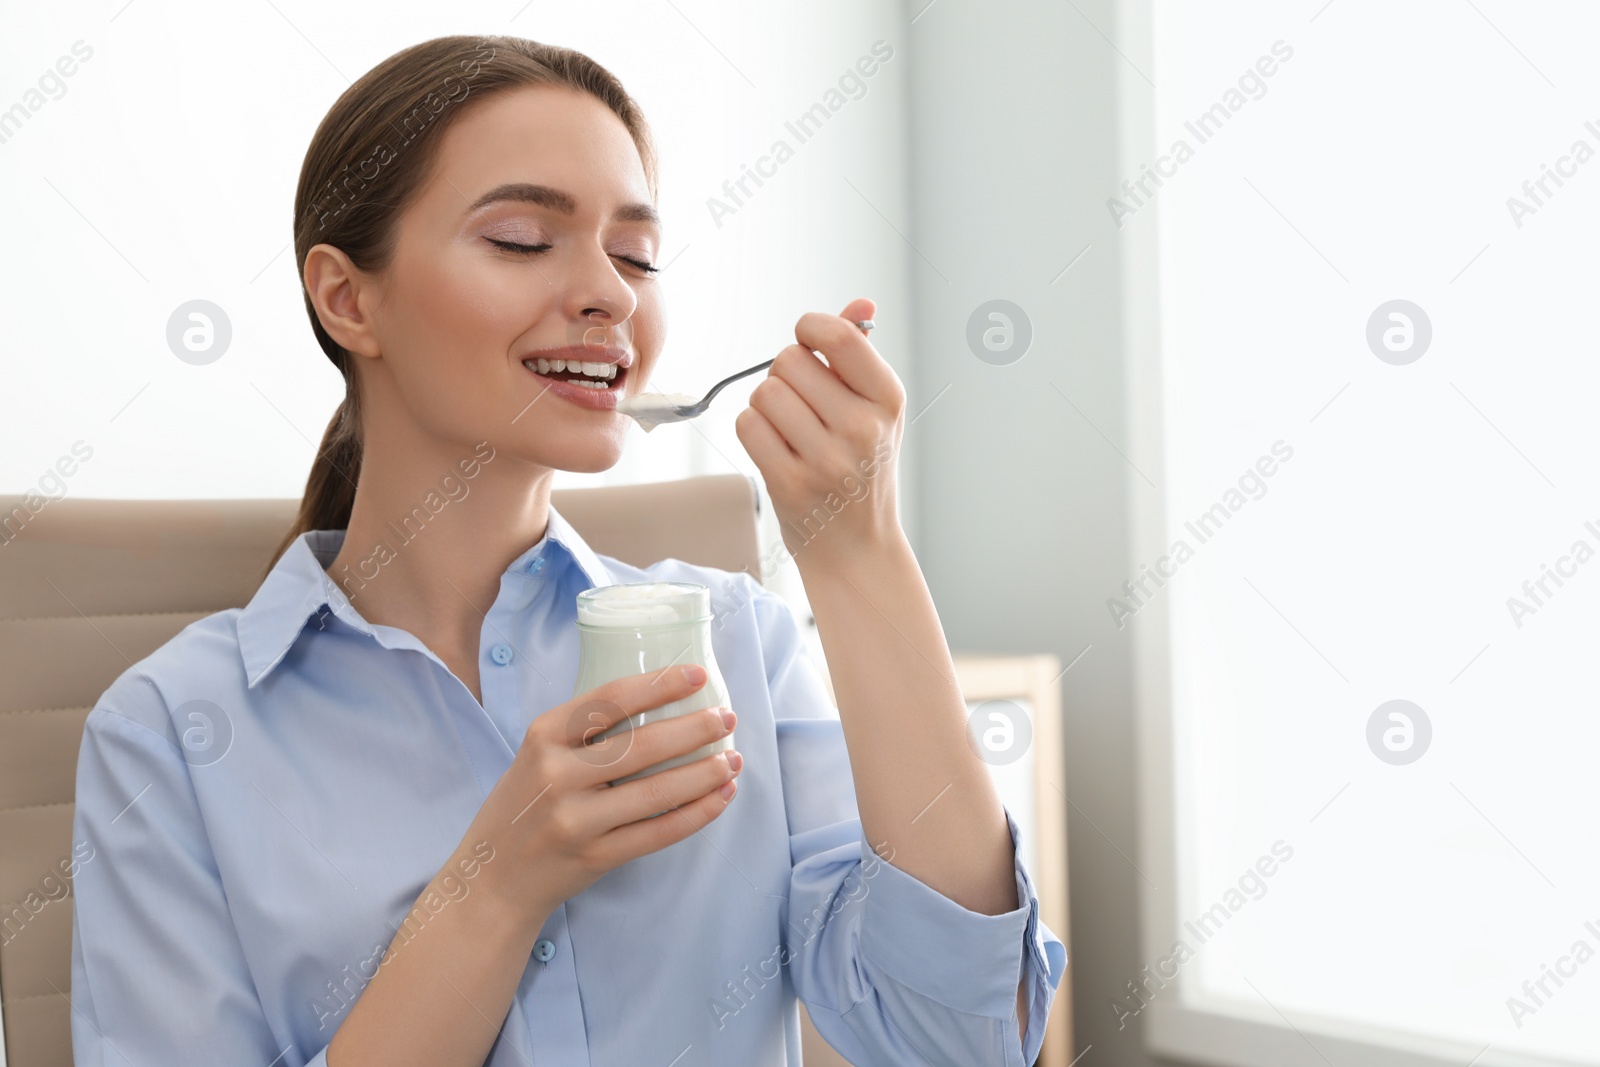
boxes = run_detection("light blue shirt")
[69,504,1066,1066]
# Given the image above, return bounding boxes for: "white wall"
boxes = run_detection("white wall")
[904,0,1166,1063]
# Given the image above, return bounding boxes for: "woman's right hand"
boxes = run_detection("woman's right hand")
[467,663,742,925]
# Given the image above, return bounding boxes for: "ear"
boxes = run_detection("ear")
[303,243,383,361]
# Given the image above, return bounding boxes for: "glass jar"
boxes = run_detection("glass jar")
[573,581,733,787]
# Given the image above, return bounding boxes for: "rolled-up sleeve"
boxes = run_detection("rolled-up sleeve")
[70,681,331,1067]
[752,581,1067,1067]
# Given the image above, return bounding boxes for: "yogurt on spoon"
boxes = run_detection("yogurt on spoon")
[615,392,700,432]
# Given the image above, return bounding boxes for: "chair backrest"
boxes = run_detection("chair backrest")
[0,473,761,1066]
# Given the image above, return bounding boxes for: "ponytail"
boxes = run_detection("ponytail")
[263,383,363,575]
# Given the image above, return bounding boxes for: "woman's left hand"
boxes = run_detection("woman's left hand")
[735,297,906,566]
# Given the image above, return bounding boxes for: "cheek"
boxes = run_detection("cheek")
[627,295,666,386]
[385,253,536,419]
[409,253,530,351]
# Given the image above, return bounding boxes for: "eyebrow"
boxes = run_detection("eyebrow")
[467,182,660,227]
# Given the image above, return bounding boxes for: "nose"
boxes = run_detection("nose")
[574,306,628,351]
[565,250,637,351]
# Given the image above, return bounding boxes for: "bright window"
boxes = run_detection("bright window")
[1141,1,1600,1062]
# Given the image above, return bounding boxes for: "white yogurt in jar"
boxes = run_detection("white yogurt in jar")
[573,581,730,789]
[576,581,709,628]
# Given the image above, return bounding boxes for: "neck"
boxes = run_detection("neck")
[325,422,553,652]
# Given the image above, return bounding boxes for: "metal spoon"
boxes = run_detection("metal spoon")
[618,319,876,432]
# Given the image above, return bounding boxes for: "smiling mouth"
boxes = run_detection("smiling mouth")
[522,357,627,391]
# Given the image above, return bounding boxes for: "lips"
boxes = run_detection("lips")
[520,360,627,411]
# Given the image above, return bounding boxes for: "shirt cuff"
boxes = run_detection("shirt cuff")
[858,804,1066,1023]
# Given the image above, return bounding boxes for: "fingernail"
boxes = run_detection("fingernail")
[726,750,743,773]
[720,708,737,732]
[683,664,707,685]
[719,780,737,801]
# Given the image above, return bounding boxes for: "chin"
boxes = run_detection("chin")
[526,433,626,474]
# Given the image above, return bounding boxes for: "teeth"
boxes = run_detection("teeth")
[527,357,617,380]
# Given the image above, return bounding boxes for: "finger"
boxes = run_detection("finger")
[559,664,710,749]
[839,296,877,326]
[749,373,831,461]
[595,772,737,864]
[768,344,874,433]
[793,308,899,408]
[598,745,741,828]
[735,404,802,469]
[594,704,734,787]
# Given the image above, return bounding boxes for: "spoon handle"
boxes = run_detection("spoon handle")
[697,358,775,408]
[688,320,873,415]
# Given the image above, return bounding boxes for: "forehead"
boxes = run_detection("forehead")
[428,84,652,211]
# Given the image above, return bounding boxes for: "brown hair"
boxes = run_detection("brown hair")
[264,34,658,573]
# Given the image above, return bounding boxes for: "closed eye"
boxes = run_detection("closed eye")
[485,238,659,275]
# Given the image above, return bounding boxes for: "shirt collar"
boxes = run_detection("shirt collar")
[236,503,612,689]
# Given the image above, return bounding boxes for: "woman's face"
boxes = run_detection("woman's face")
[352,84,664,473]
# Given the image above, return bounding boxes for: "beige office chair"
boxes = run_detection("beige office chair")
[0,473,854,1067]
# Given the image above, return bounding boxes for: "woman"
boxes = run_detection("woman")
[68,34,1064,1066]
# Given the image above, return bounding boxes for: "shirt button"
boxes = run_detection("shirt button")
[534,938,556,962]
[526,556,546,575]
[489,643,514,665]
